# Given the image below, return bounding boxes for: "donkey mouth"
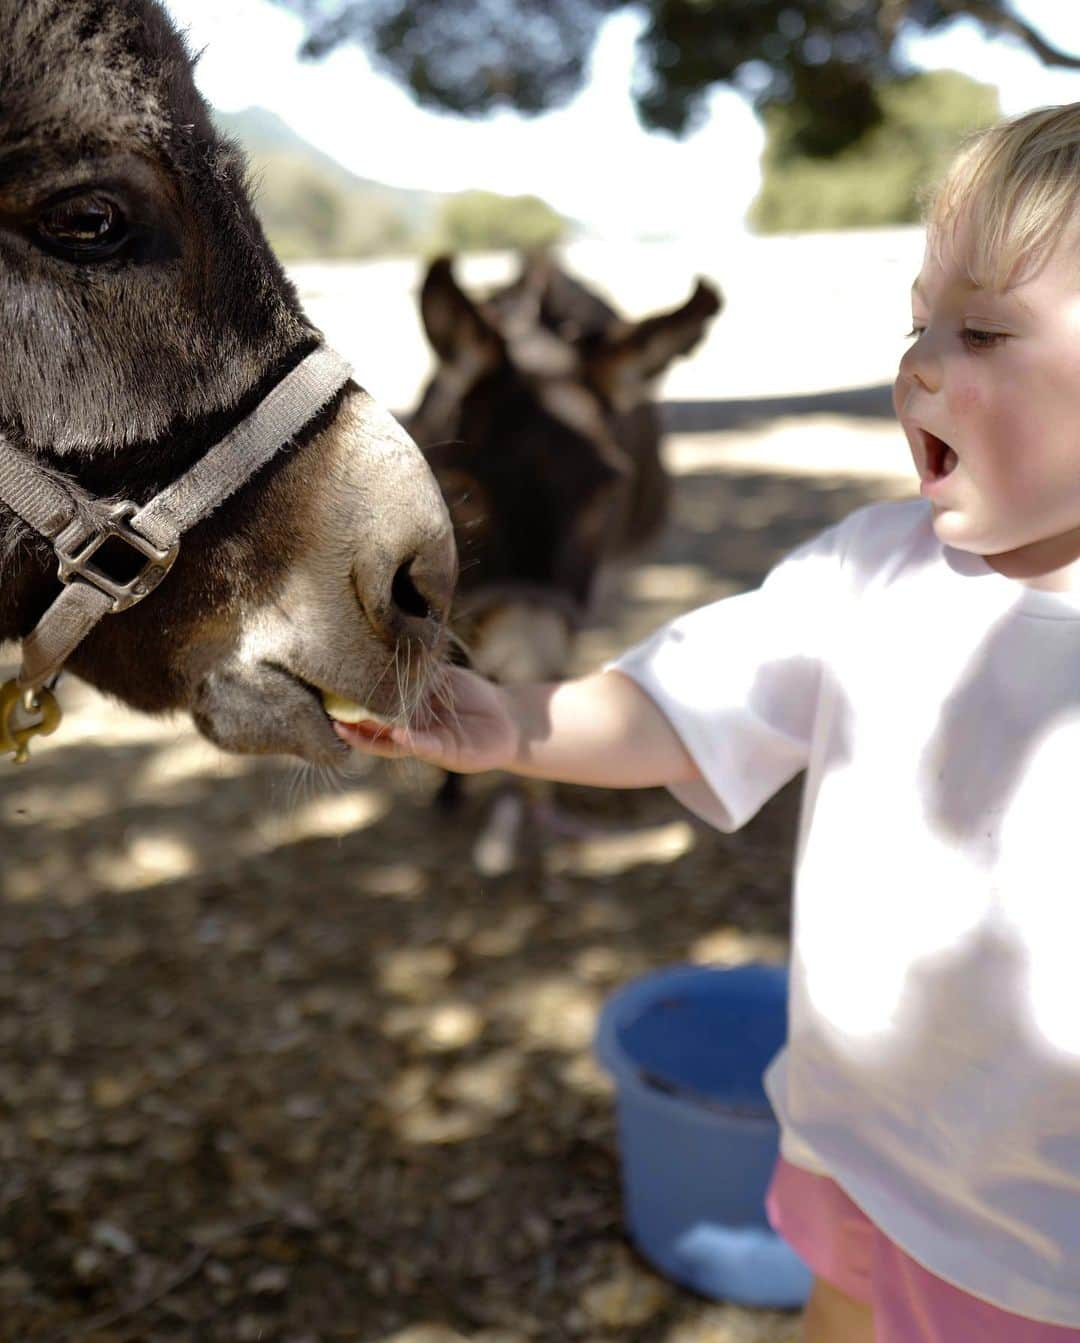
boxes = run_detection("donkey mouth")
[319,691,396,740]
[320,691,393,725]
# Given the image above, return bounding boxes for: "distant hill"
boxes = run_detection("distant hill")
[214,106,568,261]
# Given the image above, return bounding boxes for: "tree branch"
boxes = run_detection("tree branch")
[947,0,1080,70]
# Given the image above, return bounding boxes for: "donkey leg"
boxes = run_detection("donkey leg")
[473,783,528,876]
[435,770,465,813]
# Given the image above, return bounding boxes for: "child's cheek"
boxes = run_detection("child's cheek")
[948,381,982,417]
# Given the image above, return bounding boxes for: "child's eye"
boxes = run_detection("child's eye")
[905,324,925,340]
[963,328,1007,350]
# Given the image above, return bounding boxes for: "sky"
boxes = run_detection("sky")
[163,0,1080,240]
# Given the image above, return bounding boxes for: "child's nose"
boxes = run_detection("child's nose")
[898,332,942,393]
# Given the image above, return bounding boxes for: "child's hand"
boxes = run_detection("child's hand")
[332,666,519,775]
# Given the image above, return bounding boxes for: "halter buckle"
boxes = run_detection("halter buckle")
[56,501,179,613]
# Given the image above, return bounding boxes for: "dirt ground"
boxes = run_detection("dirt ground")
[0,399,912,1343]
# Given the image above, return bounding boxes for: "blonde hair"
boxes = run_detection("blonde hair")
[926,103,1080,290]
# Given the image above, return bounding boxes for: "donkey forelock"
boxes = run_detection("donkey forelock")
[0,0,309,457]
[3,2,191,149]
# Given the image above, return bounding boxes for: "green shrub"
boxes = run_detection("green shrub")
[750,70,1000,233]
[432,190,567,252]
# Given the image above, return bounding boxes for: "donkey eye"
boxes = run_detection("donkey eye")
[35,193,129,259]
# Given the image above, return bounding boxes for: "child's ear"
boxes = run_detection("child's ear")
[585,279,723,411]
[419,255,504,375]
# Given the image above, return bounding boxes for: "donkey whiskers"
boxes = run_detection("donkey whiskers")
[414,646,442,727]
[395,640,407,725]
[283,757,320,814]
[446,626,474,664]
[314,759,344,795]
[422,655,463,743]
[357,644,398,713]
[386,640,429,788]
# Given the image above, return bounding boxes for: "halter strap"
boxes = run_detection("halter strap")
[0,344,352,693]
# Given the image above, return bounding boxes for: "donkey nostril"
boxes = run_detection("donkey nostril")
[358,527,456,644]
[391,558,432,621]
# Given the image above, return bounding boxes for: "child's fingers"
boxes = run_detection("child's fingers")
[332,720,451,765]
[332,721,414,758]
[387,725,454,764]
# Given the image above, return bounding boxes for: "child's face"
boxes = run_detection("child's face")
[894,222,1080,578]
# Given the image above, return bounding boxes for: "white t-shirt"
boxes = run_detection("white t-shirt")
[612,499,1080,1326]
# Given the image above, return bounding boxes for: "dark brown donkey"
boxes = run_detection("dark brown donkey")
[0,0,456,767]
[408,253,721,871]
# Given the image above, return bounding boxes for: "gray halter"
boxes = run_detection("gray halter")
[0,344,352,762]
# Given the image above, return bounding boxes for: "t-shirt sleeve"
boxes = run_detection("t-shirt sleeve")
[609,519,851,831]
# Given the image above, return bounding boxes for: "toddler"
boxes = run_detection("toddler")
[336,105,1080,1342]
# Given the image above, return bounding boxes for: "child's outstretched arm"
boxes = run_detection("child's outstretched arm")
[333,666,700,790]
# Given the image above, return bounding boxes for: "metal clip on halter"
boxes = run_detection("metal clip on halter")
[56,499,179,612]
[0,502,179,763]
[0,681,62,765]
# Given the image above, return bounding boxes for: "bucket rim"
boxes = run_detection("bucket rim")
[593,960,788,1116]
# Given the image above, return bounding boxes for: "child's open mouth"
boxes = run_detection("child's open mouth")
[922,430,959,482]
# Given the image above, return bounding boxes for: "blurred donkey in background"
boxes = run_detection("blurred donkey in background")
[407,251,721,873]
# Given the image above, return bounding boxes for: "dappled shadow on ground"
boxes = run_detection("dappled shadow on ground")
[1,462,903,1342]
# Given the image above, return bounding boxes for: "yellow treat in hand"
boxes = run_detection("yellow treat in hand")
[320,691,392,727]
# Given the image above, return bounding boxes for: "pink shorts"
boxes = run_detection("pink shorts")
[766,1157,1080,1343]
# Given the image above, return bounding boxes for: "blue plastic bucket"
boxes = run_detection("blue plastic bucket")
[595,962,812,1307]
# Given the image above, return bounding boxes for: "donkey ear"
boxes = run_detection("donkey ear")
[586,279,722,411]
[516,248,554,301]
[420,255,503,372]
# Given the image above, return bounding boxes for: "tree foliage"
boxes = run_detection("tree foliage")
[270,0,1080,155]
[751,69,1000,232]
[433,190,567,253]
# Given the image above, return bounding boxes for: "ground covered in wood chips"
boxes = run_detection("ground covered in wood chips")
[1,407,909,1343]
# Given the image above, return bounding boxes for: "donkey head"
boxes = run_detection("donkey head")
[0,0,456,763]
[408,254,720,678]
